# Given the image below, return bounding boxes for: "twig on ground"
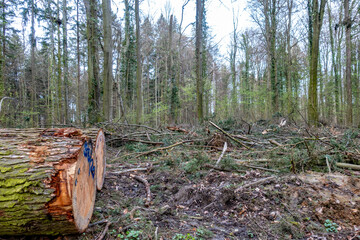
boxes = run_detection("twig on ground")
[96,221,111,240]
[336,162,360,171]
[235,176,277,192]
[215,142,228,167]
[241,164,280,173]
[89,219,108,227]
[203,164,247,173]
[269,139,283,147]
[130,174,151,207]
[325,156,332,173]
[136,140,193,158]
[129,206,141,219]
[155,227,159,240]
[110,168,149,175]
[209,121,252,150]
[108,137,164,146]
[118,123,161,133]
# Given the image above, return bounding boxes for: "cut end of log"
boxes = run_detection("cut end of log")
[72,140,97,233]
[95,129,106,190]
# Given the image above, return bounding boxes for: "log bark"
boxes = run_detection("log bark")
[0,128,97,236]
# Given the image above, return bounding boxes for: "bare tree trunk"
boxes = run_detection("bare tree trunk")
[344,0,352,126]
[195,0,204,122]
[63,0,68,124]
[135,0,142,124]
[307,0,326,126]
[102,0,112,121]
[231,11,238,117]
[327,4,340,124]
[84,0,101,123]
[56,0,62,124]
[286,0,293,116]
[30,0,36,126]
[76,0,81,125]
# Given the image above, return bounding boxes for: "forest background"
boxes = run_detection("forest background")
[0,0,358,128]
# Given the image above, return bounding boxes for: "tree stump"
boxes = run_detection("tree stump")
[0,128,97,236]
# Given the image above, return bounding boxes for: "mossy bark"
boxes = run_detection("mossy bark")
[0,128,96,236]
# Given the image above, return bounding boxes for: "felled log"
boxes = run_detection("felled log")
[0,128,97,236]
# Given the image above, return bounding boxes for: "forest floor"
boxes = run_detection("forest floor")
[81,119,360,240]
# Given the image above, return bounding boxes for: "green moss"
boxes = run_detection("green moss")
[0,178,27,188]
[0,166,12,173]
[18,168,29,173]
[0,150,13,156]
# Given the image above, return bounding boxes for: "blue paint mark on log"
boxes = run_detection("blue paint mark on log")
[78,168,80,175]
[83,141,96,179]
[75,179,77,186]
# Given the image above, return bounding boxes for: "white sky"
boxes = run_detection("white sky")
[142,0,252,56]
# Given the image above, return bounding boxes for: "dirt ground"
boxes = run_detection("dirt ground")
[79,121,360,240]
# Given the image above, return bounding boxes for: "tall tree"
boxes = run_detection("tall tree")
[122,0,136,112]
[135,0,142,123]
[62,0,68,124]
[195,0,204,122]
[76,0,81,124]
[30,0,36,126]
[102,0,112,121]
[84,0,101,123]
[307,0,326,126]
[286,0,294,116]
[230,11,238,116]
[327,4,340,124]
[344,0,352,126]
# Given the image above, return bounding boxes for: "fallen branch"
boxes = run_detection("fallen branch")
[336,162,360,171]
[108,137,164,146]
[269,139,283,147]
[215,142,228,167]
[96,221,111,240]
[136,140,193,158]
[235,176,276,192]
[242,164,280,173]
[209,121,252,150]
[110,168,149,175]
[89,219,108,227]
[203,164,246,173]
[130,174,151,207]
[119,123,161,133]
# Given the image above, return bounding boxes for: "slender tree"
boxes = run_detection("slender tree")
[195,0,204,122]
[102,0,112,121]
[344,0,352,126]
[63,0,68,124]
[76,0,81,124]
[135,0,142,124]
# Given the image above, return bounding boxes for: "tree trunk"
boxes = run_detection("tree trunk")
[76,0,81,125]
[307,0,326,126]
[102,0,112,121]
[344,0,352,126]
[0,128,100,235]
[327,4,340,124]
[195,0,204,122]
[56,0,62,125]
[286,0,293,116]
[63,0,69,124]
[135,0,142,124]
[84,0,101,123]
[30,0,36,126]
